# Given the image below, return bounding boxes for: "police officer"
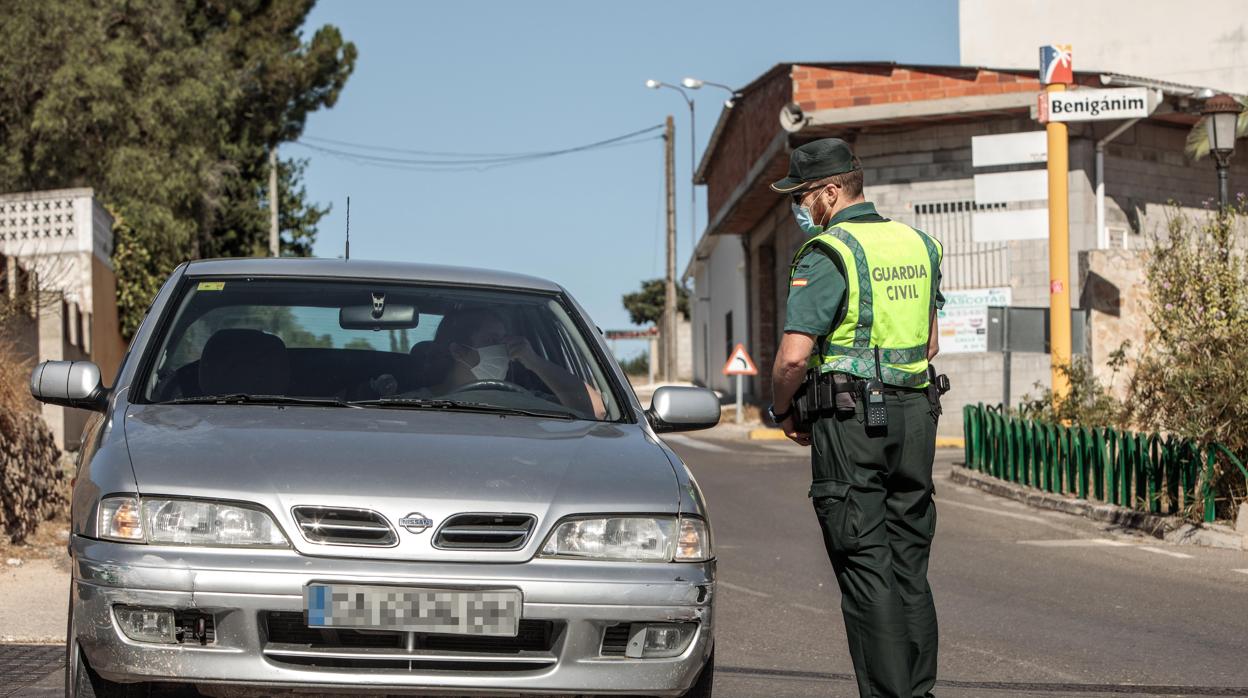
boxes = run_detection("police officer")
[767,138,944,698]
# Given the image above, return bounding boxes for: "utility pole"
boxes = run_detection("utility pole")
[664,115,678,383]
[268,147,280,257]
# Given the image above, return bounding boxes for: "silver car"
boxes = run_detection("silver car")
[32,258,720,697]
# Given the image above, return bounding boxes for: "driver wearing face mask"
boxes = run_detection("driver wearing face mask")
[420,307,606,418]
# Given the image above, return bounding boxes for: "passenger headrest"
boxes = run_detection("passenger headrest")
[198,329,290,396]
[409,340,450,388]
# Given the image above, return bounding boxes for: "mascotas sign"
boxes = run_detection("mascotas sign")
[1039,87,1155,122]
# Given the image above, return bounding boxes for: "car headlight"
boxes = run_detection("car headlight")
[539,515,712,562]
[97,496,288,547]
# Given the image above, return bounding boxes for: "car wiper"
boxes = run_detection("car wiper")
[164,394,362,408]
[351,397,578,420]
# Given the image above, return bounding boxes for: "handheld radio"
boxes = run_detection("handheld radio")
[863,346,888,428]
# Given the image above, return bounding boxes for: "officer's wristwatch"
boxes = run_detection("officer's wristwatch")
[767,403,792,424]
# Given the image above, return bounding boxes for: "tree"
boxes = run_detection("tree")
[0,0,356,339]
[622,279,690,326]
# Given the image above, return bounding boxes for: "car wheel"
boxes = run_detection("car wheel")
[70,646,153,698]
[680,648,714,698]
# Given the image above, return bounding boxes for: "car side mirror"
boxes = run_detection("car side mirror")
[646,386,720,433]
[29,360,109,413]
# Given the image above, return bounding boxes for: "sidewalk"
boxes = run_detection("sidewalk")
[0,558,69,643]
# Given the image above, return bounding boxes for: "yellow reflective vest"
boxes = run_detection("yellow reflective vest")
[789,219,943,388]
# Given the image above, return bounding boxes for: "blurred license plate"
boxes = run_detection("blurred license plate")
[305,584,521,636]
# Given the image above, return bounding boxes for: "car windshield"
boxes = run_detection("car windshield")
[139,277,623,422]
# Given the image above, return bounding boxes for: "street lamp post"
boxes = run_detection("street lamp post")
[646,80,696,251]
[682,77,740,109]
[1202,93,1243,212]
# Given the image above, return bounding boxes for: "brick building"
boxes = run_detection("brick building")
[687,62,1246,436]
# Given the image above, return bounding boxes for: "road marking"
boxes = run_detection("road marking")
[662,434,732,453]
[1138,546,1194,559]
[718,581,772,598]
[1018,538,1133,547]
[788,602,829,615]
[936,498,1051,524]
[1233,569,1248,576]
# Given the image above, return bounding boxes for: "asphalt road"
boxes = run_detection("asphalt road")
[7,430,1248,697]
[665,431,1248,697]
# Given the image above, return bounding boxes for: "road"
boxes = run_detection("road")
[666,431,1248,697]
[6,429,1248,697]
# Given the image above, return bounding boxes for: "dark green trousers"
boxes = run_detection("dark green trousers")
[810,390,939,698]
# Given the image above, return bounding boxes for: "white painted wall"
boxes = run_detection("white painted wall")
[689,234,749,395]
[959,0,1248,93]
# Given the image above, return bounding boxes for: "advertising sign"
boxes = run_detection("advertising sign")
[1039,44,1073,85]
[938,287,1013,354]
[1040,87,1153,123]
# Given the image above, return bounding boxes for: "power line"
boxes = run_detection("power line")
[290,124,665,171]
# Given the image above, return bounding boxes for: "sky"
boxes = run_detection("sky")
[296,0,959,358]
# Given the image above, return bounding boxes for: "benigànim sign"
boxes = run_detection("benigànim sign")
[1040,87,1152,122]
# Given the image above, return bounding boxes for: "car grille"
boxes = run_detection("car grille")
[432,513,537,550]
[290,506,396,547]
[262,612,560,672]
[601,623,631,656]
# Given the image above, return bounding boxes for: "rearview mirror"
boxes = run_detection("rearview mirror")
[29,360,108,412]
[646,386,720,433]
[339,300,418,330]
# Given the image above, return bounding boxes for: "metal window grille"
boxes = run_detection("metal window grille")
[911,201,1009,291]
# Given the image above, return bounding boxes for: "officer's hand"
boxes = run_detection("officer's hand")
[781,416,811,447]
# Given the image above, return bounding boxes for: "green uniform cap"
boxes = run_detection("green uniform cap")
[770,138,860,193]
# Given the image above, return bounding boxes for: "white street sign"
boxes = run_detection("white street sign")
[1042,87,1155,122]
[938,287,1013,354]
[971,131,1047,168]
[973,170,1049,204]
[971,208,1048,243]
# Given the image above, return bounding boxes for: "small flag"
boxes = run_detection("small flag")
[1039,44,1073,85]
[791,278,809,287]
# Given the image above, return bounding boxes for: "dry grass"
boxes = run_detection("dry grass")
[0,336,67,548]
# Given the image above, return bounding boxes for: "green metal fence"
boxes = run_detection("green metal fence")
[962,404,1248,523]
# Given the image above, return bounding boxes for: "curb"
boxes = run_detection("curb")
[949,464,1248,551]
[748,428,964,448]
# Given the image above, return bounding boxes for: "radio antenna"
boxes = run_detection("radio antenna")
[344,196,351,260]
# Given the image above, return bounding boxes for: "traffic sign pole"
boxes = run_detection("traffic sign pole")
[1046,82,1071,402]
[735,373,743,425]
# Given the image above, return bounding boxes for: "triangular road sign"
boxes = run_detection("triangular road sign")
[722,343,759,376]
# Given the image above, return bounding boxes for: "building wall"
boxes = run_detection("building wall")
[958,0,1248,93]
[690,234,749,395]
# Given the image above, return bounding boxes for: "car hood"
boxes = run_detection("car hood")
[123,404,677,561]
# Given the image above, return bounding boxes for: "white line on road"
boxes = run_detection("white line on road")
[1138,546,1194,559]
[1018,538,1133,547]
[1233,569,1248,576]
[935,497,1051,524]
[789,602,829,615]
[718,581,772,598]
[661,434,732,453]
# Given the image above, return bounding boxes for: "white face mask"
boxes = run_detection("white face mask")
[459,343,510,381]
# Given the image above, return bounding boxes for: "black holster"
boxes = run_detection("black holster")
[925,365,951,417]
[792,370,859,429]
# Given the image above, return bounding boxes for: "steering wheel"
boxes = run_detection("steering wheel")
[455,379,529,394]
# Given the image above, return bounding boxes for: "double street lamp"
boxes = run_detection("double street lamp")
[1201,93,1244,211]
[644,77,740,250]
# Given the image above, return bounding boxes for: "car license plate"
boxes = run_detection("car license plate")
[304,584,521,636]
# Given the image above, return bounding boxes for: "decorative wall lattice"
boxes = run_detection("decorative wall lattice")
[0,198,76,243]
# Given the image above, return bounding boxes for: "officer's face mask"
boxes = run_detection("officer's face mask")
[454,343,511,381]
[791,187,831,235]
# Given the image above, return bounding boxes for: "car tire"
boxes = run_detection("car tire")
[680,648,714,698]
[70,646,153,698]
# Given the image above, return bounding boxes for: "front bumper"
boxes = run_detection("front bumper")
[71,536,715,696]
